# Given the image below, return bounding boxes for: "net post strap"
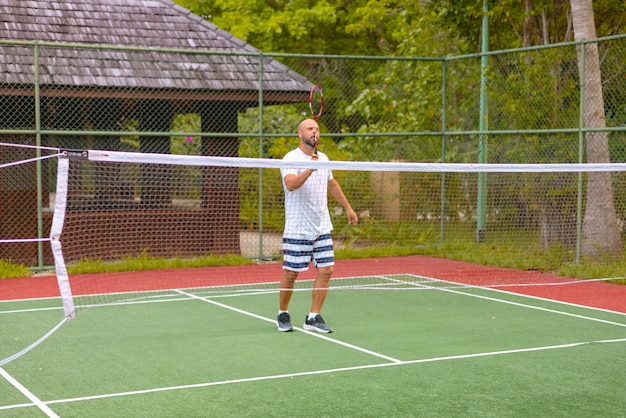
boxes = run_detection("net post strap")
[50,157,76,320]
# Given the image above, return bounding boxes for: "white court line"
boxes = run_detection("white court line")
[3,336,624,411]
[389,274,626,328]
[0,306,64,315]
[0,367,60,417]
[2,277,625,412]
[0,295,193,315]
[456,277,626,317]
[175,289,403,363]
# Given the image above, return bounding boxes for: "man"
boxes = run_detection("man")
[277,118,358,333]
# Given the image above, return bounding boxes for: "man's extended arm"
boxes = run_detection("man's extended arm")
[328,178,358,225]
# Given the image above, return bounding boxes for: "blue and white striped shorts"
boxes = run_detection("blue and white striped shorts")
[282,234,335,272]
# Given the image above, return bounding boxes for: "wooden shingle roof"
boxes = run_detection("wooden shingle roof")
[0,0,311,101]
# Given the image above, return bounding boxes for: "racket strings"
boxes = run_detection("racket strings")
[309,85,324,121]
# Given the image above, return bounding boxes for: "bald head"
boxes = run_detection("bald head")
[297,118,320,154]
[297,118,319,133]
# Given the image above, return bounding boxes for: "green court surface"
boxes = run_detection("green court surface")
[1,275,625,417]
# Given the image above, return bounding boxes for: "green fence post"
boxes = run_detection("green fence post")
[576,43,586,264]
[258,52,265,259]
[34,41,44,269]
[477,0,489,243]
[440,59,447,245]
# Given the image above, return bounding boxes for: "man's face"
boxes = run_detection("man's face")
[299,120,319,149]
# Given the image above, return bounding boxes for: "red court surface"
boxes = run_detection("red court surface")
[1,255,625,314]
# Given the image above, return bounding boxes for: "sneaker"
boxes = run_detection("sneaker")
[303,314,333,333]
[277,312,293,332]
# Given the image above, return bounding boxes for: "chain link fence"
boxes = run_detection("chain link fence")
[1,35,625,268]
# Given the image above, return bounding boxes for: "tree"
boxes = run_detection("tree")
[176,0,408,55]
[427,0,625,51]
[177,0,419,134]
[571,0,623,257]
[176,0,625,253]
[425,0,624,255]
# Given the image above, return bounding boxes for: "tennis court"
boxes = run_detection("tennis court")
[1,256,625,417]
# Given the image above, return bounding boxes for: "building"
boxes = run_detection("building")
[0,0,311,265]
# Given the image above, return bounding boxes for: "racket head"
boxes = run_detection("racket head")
[308,85,324,121]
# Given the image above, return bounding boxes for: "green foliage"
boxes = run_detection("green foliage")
[335,243,428,260]
[2,238,624,282]
[0,260,31,279]
[175,0,625,166]
[238,105,300,231]
[333,216,436,248]
[169,0,626,260]
[489,48,580,135]
[593,0,626,37]
[67,252,252,275]
[426,0,624,51]
[417,238,574,271]
[171,113,202,155]
[558,253,626,282]
[119,117,140,151]
[205,0,525,59]
[177,0,411,55]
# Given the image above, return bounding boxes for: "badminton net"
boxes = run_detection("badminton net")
[47,149,626,318]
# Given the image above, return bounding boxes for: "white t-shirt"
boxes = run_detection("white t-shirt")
[281,148,334,239]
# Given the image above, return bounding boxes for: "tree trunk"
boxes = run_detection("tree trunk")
[570,0,622,257]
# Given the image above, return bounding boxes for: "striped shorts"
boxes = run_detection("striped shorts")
[282,234,335,272]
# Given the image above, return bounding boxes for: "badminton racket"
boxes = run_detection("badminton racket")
[309,84,324,122]
[308,85,324,154]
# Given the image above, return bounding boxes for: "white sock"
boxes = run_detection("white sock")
[279,310,288,315]
[308,312,319,320]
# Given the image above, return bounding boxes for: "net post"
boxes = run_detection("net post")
[50,154,77,319]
